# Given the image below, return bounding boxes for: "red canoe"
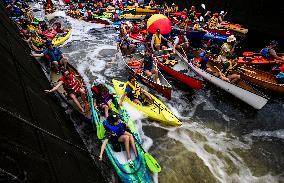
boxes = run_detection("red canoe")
[129,32,146,42]
[155,52,203,90]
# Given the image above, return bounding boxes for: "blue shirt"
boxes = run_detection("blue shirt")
[43,47,63,61]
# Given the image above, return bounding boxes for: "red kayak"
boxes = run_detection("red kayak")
[129,32,146,42]
[204,28,234,36]
[156,52,203,90]
[238,53,284,65]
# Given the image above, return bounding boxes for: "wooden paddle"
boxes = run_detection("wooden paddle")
[243,52,284,57]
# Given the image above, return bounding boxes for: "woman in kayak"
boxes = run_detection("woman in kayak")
[45,69,87,113]
[99,114,137,163]
[91,82,114,118]
[119,76,153,106]
[260,40,284,61]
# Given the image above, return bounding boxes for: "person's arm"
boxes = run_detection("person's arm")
[229,43,236,54]
[99,139,109,160]
[270,50,284,60]
[151,35,155,50]
[44,80,63,93]
[119,92,127,106]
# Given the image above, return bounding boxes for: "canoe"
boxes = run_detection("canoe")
[219,21,248,34]
[125,6,157,13]
[129,32,146,43]
[176,51,268,109]
[155,50,203,90]
[88,85,153,183]
[238,55,284,65]
[204,27,234,36]
[52,29,72,46]
[112,79,182,126]
[119,14,146,20]
[50,63,91,118]
[238,66,284,93]
[118,48,172,99]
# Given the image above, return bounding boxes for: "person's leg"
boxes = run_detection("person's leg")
[69,93,84,113]
[152,68,158,82]
[118,135,131,160]
[102,104,109,118]
[144,70,152,78]
[52,61,59,71]
[60,57,68,69]
[228,74,240,83]
[155,44,160,52]
[132,99,142,105]
[124,131,137,156]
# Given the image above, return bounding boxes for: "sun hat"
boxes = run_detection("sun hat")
[227,35,236,43]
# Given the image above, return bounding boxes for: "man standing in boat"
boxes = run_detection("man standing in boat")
[217,35,237,63]
[173,30,189,54]
[151,28,167,52]
[218,54,240,83]
[119,76,153,106]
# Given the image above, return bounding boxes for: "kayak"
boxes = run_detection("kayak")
[88,85,153,183]
[238,55,284,65]
[112,79,182,126]
[94,12,112,19]
[50,63,91,118]
[204,27,234,36]
[42,30,57,39]
[219,21,248,34]
[129,32,146,42]
[120,14,146,20]
[184,29,227,43]
[125,6,157,13]
[52,29,72,46]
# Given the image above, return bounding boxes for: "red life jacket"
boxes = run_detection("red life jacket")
[178,35,185,45]
[78,3,83,9]
[59,74,81,93]
[87,11,92,17]
[132,25,139,33]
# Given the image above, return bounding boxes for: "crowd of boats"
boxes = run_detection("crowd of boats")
[4,0,284,182]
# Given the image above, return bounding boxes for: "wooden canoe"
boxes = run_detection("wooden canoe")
[118,47,172,99]
[237,66,284,93]
[154,50,203,90]
[176,51,268,109]
[50,63,91,118]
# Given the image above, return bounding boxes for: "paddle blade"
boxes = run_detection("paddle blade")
[144,153,161,173]
[201,4,206,10]
[97,122,105,139]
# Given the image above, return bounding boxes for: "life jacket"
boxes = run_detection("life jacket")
[45,47,62,61]
[188,10,196,20]
[178,35,185,45]
[113,13,119,21]
[153,33,162,45]
[132,25,139,33]
[208,17,218,28]
[60,73,81,93]
[179,21,187,29]
[103,120,126,137]
[223,60,237,75]
[91,85,112,104]
[126,81,141,99]
[260,47,273,59]
[31,35,44,47]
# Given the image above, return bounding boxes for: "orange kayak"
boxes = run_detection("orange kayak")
[220,21,248,34]
[238,55,284,65]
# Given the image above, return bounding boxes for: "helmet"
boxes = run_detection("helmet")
[199,52,205,57]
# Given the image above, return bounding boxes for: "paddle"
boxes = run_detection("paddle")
[201,4,206,10]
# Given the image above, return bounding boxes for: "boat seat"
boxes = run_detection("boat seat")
[179,69,188,74]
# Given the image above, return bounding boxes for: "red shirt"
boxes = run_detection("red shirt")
[59,73,81,93]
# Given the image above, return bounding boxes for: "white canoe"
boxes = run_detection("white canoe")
[176,51,269,109]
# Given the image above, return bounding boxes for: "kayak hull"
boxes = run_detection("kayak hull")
[238,56,284,65]
[52,29,72,46]
[113,79,182,126]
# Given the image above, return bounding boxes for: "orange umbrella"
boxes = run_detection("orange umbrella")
[147,14,172,34]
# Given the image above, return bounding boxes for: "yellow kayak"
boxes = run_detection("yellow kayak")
[52,29,72,46]
[119,14,146,20]
[112,79,182,126]
[125,6,157,13]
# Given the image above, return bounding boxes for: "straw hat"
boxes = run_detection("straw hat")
[227,35,236,43]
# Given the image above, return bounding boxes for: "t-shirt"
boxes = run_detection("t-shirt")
[143,55,154,71]
[43,47,62,61]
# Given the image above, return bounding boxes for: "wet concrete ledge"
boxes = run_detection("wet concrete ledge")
[0,2,106,182]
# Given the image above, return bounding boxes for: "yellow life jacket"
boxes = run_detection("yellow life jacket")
[154,33,162,45]
[208,17,218,28]
[179,22,187,29]
[164,59,178,66]
[31,35,44,47]
[223,60,238,75]
[193,23,200,30]
[126,81,141,99]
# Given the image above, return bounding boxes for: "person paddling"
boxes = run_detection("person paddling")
[99,114,137,163]
[217,35,237,63]
[218,54,240,83]
[45,69,87,113]
[260,40,284,61]
[119,76,153,106]
[173,30,189,54]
